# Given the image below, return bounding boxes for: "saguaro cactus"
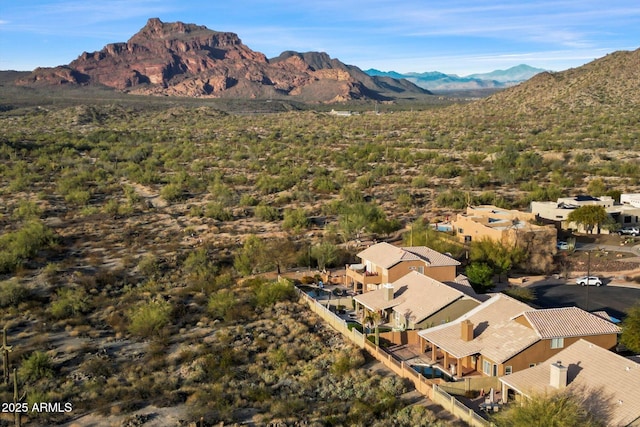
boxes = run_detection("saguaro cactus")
[2,326,13,384]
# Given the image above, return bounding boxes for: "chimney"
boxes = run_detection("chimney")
[550,361,568,389]
[383,284,394,301]
[461,319,474,341]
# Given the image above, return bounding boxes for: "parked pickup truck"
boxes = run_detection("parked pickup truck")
[618,227,639,236]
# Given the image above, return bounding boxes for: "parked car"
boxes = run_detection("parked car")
[556,241,569,250]
[575,276,602,286]
[618,227,639,236]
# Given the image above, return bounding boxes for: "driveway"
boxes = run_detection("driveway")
[526,278,640,320]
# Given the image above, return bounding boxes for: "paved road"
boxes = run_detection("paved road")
[528,280,640,320]
[575,242,640,255]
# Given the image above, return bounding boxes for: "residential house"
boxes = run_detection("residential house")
[417,294,620,379]
[345,242,460,293]
[530,195,639,233]
[621,193,640,209]
[451,205,557,271]
[352,271,481,330]
[499,339,640,426]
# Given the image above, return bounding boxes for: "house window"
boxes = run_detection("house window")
[505,366,512,375]
[483,360,491,375]
[458,228,464,234]
[464,236,472,243]
[529,363,536,368]
[624,216,631,223]
[417,266,424,274]
[551,338,564,349]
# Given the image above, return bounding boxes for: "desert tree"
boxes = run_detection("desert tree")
[470,238,526,282]
[492,391,605,427]
[310,242,338,271]
[465,262,494,293]
[620,302,640,353]
[567,205,609,234]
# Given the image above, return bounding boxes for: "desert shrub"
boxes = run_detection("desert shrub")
[435,189,467,209]
[19,351,54,382]
[255,203,280,221]
[204,202,233,221]
[49,287,90,319]
[239,194,259,207]
[252,280,296,308]
[128,299,173,338]
[207,289,237,320]
[282,208,309,232]
[0,220,55,273]
[160,183,184,202]
[12,200,42,220]
[64,189,91,206]
[137,253,160,278]
[313,176,340,193]
[0,279,31,308]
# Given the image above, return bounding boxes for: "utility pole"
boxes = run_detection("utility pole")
[586,250,591,312]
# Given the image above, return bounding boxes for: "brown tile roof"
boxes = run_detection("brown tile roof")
[500,339,640,427]
[353,271,469,323]
[418,294,539,363]
[356,242,460,270]
[521,307,621,338]
[401,246,461,267]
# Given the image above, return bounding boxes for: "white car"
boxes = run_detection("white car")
[556,241,569,250]
[575,276,602,286]
[618,227,639,236]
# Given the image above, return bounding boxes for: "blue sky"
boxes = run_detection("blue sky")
[1,0,639,75]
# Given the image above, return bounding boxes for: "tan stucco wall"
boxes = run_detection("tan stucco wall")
[386,261,457,283]
[424,265,458,282]
[502,334,618,375]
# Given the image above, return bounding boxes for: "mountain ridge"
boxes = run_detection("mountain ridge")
[15,18,430,103]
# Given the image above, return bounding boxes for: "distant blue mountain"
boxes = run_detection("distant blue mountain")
[365,64,546,91]
[467,64,546,83]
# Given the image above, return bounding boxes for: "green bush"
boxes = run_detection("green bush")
[19,351,54,382]
[208,289,237,320]
[255,204,280,221]
[128,299,173,338]
[282,208,309,232]
[0,279,31,308]
[0,220,55,274]
[160,183,184,202]
[49,287,89,319]
[253,280,296,308]
[204,202,233,221]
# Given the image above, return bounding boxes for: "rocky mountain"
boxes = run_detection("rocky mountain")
[15,18,430,102]
[365,64,545,92]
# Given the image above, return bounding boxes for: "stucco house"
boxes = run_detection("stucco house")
[499,339,640,426]
[530,195,640,233]
[417,294,620,379]
[352,271,481,330]
[451,205,557,271]
[345,242,460,293]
